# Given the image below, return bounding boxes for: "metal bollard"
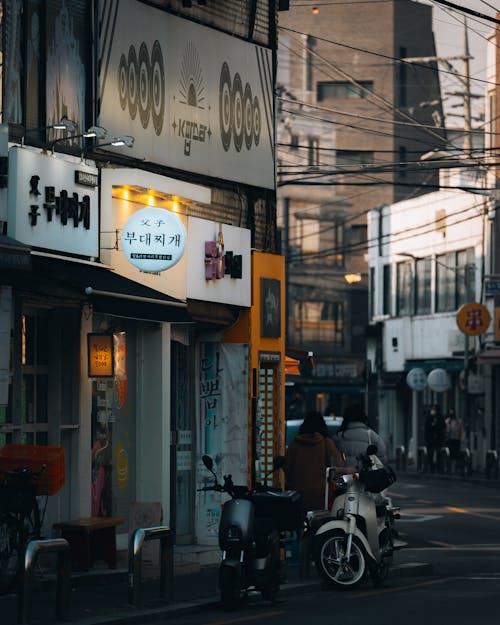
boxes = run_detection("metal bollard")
[417,446,428,472]
[485,450,498,479]
[395,446,406,471]
[438,447,450,474]
[17,538,71,624]
[459,448,472,478]
[128,525,174,609]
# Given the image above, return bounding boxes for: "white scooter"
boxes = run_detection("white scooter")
[310,444,404,589]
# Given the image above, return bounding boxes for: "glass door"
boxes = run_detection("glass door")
[171,340,194,543]
[20,310,49,445]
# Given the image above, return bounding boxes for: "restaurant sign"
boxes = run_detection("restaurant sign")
[121,207,187,273]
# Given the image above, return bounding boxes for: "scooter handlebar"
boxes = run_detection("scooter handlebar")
[197,484,224,492]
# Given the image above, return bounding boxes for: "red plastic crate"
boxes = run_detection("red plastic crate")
[0,444,65,495]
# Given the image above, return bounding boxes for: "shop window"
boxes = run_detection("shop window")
[383,264,391,316]
[396,261,413,316]
[436,248,475,312]
[336,150,374,167]
[415,257,432,315]
[317,80,373,101]
[308,136,320,168]
[20,312,49,445]
[291,301,343,345]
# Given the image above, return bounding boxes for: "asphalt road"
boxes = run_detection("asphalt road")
[147,475,500,625]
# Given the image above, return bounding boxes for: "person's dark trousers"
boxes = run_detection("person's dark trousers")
[427,446,437,473]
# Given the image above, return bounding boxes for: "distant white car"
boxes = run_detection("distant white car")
[285,416,343,448]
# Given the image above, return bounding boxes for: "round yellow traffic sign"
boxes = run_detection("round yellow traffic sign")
[456,302,491,336]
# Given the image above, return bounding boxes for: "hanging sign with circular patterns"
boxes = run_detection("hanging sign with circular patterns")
[427,368,450,393]
[406,368,427,391]
[456,302,491,336]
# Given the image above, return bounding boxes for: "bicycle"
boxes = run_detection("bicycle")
[0,465,46,594]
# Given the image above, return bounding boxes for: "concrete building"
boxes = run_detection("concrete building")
[277,0,446,419]
[367,165,494,467]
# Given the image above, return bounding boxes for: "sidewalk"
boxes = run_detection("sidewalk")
[0,542,432,625]
[397,466,500,490]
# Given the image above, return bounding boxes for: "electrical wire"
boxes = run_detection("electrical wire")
[285,181,488,246]
[279,25,500,88]
[288,198,488,263]
[429,0,500,25]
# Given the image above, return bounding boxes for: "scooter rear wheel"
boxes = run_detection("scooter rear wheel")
[314,530,367,589]
[220,567,243,610]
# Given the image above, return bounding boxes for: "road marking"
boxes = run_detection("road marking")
[387,492,412,499]
[455,576,500,580]
[398,513,443,522]
[205,610,286,625]
[405,545,500,551]
[349,577,450,598]
[447,506,500,521]
[429,540,454,548]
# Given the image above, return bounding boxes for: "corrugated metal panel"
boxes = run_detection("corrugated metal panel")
[143,0,271,46]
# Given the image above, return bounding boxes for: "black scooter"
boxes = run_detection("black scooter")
[199,454,302,610]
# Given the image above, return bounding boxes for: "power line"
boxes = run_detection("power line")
[279,36,449,149]
[429,0,500,25]
[288,199,487,262]
[279,25,500,87]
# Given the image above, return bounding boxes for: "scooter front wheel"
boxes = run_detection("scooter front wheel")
[314,530,366,589]
[220,566,243,610]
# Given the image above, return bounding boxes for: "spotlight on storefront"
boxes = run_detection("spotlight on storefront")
[21,116,78,146]
[97,135,135,149]
[84,126,108,139]
[52,126,108,154]
[52,116,78,132]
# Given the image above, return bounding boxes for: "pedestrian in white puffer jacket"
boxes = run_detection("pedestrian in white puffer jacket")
[334,403,388,470]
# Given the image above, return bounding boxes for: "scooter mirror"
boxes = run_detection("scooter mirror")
[202,454,214,471]
[274,455,286,470]
[367,444,378,456]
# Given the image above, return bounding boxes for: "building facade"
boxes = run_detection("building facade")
[367,167,493,467]
[0,0,286,552]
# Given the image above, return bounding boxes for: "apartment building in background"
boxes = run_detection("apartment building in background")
[277,0,446,421]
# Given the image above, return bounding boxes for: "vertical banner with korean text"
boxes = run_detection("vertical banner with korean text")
[195,342,248,544]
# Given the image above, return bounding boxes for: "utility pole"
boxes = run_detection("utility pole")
[462,16,472,158]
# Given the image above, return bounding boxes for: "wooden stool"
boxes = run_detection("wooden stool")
[53,517,123,571]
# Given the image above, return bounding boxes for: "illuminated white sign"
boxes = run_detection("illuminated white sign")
[121,207,186,273]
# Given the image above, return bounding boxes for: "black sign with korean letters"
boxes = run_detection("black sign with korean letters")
[7,148,99,258]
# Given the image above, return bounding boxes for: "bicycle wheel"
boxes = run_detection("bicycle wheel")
[0,517,22,594]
